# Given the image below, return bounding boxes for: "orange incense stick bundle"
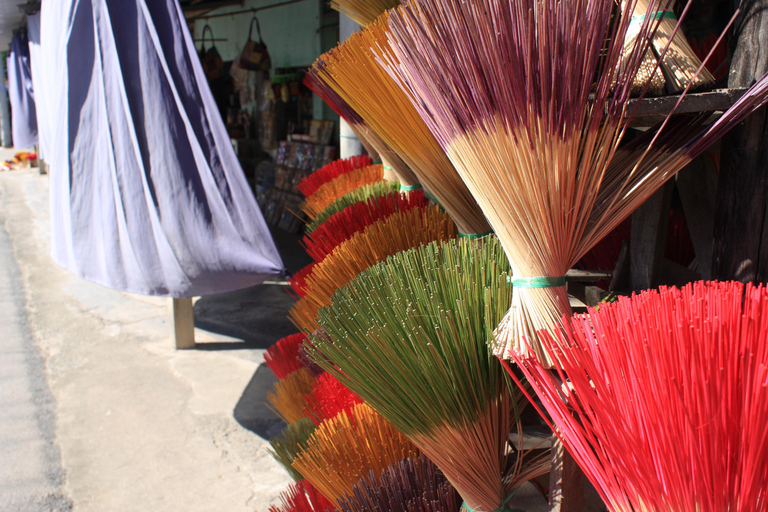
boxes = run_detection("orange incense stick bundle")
[507,281,768,512]
[266,368,316,425]
[297,155,373,199]
[301,164,384,220]
[329,0,399,26]
[292,402,421,503]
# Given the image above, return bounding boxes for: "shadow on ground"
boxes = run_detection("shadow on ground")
[233,364,286,439]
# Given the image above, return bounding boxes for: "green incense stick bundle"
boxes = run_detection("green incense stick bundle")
[267,418,317,481]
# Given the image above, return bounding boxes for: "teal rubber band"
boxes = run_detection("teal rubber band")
[383,165,394,171]
[340,134,359,140]
[373,160,383,164]
[630,10,676,24]
[462,491,521,512]
[458,231,494,239]
[509,276,566,288]
[424,191,442,207]
[400,183,423,192]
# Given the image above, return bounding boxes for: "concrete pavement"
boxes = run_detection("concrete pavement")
[0,163,295,511]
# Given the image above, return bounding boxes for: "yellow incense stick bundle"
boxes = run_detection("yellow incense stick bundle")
[266,368,315,425]
[288,204,457,332]
[301,164,384,219]
[292,402,420,502]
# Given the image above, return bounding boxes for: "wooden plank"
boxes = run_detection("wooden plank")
[173,298,196,350]
[712,0,768,282]
[630,179,674,291]
[626,87,747,118]
[548,438,584,512]
[676,152,718,280]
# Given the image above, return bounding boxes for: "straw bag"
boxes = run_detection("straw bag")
[238,16,271,72]
[200,25,223,80]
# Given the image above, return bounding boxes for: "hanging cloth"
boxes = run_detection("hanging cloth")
[26,13,46,159]
[38,0,285,297]
[7,30,38,149]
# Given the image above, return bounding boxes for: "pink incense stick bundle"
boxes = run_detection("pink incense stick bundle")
[301,189,428,264]
[268,479,335,512]
[506,281,768,512]
[264,332,308,380]
[298,155,374,199]
[302,371,363,426]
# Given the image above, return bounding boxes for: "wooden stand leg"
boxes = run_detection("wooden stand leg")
[549,437,584,512]
[630,179,674,291]
[173,297,195,350]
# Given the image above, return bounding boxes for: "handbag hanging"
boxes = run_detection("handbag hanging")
[238,16,271,72]
[200,24,223,80]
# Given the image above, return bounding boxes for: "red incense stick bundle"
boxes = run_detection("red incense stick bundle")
[288,263,316,300]
[302,372,363,426]
[265,332,308,379]
[507,281,768,512]
[268,479,334,512]
[298,155,373,199]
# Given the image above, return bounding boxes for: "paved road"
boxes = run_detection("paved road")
[0,188,71,511]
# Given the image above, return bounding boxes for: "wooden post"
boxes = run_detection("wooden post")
[630,179,674,291]
[173,298,196,349]
[548,438,584,512]
[676,153,718,280]
[712,0,768,281]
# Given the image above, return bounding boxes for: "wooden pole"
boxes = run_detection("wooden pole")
[548,438,584,512]
[172,298,196,350]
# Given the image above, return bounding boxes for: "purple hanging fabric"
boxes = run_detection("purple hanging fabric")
[7,30,38,149]
[38,0,285,297]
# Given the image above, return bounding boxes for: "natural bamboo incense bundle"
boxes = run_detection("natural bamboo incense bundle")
[264,332,308,379]
[337,455,461,512]
[304,68,421,188]
[268,480,335,512]
[628,0,715,93]
[302,371,363,426]
[301,164,385,220]
[329,0,399,26]
[266,367,316,425]
[302,189,428,263]
[268,418,317,481]
[298,155,373,199]
[289,204,457,332]
[307,237,550,512]
[287,263,316,299]
[306,180,399,233]
[311,19,491,236]
[507,281,768,512]
[292,402,421,503]
[382,0,768,365]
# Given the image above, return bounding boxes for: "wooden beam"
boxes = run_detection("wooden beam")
[173,298,196,350]
[626,87,747,119]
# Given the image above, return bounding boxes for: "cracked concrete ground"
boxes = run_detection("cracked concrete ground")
[0,162,296,511]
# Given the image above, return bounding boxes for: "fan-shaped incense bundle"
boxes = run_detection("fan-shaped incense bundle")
[627,0,715,93]
[268,480,334,512]
[301,164,385,220]
[329,0,399,26]
[268,418,317,481]
[266,367,316,425]
[289,204,457,332]
[265,332,308,379]
[302,371,363,426]
[338,455,461,512]
[311,17,491,235]
[306,181,399,233]
[288,263,316,299]
[304,69,420,188]
[297,335,325,377]
[307,237,550,512]
[382,0,768,366]
[298,155,373,199]
[302,189,429,264]
[292,402,421,503]
[507,281,768,512]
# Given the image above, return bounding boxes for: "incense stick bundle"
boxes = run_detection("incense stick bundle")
[627,0,715,93]
[265,332,308,379]
[311,18,491,235]
[506,281,768,512]
[292,402,421,503]
[298,155,373,199]
[381,0,768,365]
[289,204,457,332]
[301,164,385,220]
[329,0,399,26]
[268,418,317,481]
[302,189,428,264]
[268,480,335,512]
[337,455,461,512]
[266,368,316,425]
[302,371,363,426]
[288,263,316,299]
[306,181,399,233]
[307,237,550,512]
[304,69,420,188]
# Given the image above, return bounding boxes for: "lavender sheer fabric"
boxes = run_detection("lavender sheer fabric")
[7,30,38,149]
[38,0,284,297]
